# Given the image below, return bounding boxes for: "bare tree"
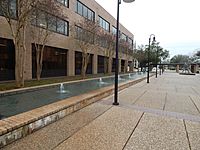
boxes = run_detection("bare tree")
[119,39,132,73]
[98,31,115,74]
[30,0,64,80]
[71,19,100,78]
[0,0,41,87]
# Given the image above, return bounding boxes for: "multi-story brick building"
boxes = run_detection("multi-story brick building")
[0,0,136,82]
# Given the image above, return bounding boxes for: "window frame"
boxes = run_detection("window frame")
[31,10,69,36]
[76,0,95,21]
[98,16,110,32]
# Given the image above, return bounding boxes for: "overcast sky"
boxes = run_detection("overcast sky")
[95,0,200,58]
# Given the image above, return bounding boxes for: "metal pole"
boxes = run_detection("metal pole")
[159,59,162,75]
[113,0,120,105]
[156,45,158,78]
[147,38,150,83]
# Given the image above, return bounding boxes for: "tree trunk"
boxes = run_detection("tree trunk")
[124,60,128,73]
[81,53,89,78]
[36,46,44,81]
[15,40,25,87]
[108,57,112,74]
[36,49,41,80]
[104,57,108,74]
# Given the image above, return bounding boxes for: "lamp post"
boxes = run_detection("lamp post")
[113,0,135,106]
[155,42,159,78]
[147,34,156,83]
[159,59,162,75]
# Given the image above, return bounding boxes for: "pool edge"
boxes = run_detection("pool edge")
[0,75,150,148]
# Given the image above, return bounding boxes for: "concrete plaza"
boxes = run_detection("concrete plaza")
[3,72,200,150]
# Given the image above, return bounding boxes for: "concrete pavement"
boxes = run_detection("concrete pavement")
[3,72,200,150]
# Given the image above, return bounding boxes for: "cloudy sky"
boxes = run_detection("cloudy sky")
[95,0,200,58]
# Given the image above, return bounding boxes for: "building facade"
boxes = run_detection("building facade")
[0,0,135,81]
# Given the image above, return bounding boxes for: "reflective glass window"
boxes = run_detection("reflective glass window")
[76,0,95,21]
[57,18,65,33]
[98,16,110,32]
[57,0,68,7]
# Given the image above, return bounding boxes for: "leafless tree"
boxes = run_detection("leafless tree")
[30,0,64,80]
[71,18,100,78]
[0,0,40,87]
[97,31,115,74]
[119,39,132,73]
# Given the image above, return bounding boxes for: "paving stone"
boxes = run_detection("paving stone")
[124,113,190,150]
[185,120,200,150]
[189,95,200,113]
[134,90,166,110]
[54,107,143,150]
[3,103,111,150]
[118,88,146,104]
[165,93,200,116]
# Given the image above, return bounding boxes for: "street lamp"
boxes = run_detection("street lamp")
[159,58,162,75]
[155,42,159,78]
[113,0,135,106]
[147,34,156,83]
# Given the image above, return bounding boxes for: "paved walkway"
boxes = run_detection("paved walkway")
[2,73,200,150]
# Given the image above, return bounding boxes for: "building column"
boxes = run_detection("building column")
[176,65,179,73]
[93,54,97,74]
[119,59,121,73]
[67,50,75,76]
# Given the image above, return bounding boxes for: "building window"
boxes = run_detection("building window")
[0,38,15,81]
[112,26,117,35]
[75,26,94,44]
[128,37,133,49]
[48,15,57,32]
[75,51,93,75]
[57,0,69,7]
[32,44,67,78]
[121,33,127,41]
[31,10,69,36]
[0,0,17,18]
[57,19,65,33]
[98,16,110,32]
[76,0,95,21]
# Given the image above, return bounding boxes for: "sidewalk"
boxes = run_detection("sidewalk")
[3,73,200,150]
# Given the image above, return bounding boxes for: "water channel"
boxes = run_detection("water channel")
[0,72,146,119]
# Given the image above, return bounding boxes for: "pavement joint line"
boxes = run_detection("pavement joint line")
[163,92,167,111]
[118,103,200,123]
[51,105,113,150]
[183,120,192,150]
[132,90,147,105]
[189,95,200,114]
[191,87,200,96]
[122,112,144,150]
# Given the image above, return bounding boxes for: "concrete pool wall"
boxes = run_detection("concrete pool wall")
[0,75,151,148]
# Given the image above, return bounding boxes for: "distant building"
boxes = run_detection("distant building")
[0,0,136,81]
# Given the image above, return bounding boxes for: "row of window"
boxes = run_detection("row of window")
[76,0,95,21]
[75,26,94,44]
[32,10,68,36]
[99,16,110,32]
[0,0,133,48]
[112,26,133,49]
